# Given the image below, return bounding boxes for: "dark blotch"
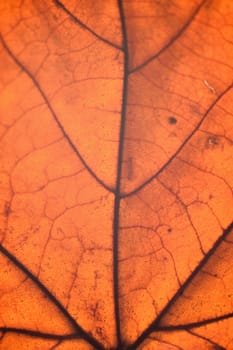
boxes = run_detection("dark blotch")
[4,202,11,217]
[168,116,177,124]
[167,227,173,233]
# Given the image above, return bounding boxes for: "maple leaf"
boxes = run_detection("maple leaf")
[0,1,232,349]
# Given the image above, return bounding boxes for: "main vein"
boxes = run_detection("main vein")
[113,1,129,348]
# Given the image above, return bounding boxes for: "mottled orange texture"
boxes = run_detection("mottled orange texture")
[0,1,232,349]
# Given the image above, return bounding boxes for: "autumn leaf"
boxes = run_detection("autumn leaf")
[0,1,233,349]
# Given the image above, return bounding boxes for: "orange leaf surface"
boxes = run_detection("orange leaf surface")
[0,1,233,349]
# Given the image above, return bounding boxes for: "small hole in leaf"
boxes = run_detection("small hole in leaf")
[206,136,219,147]
[168,116,177,124]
